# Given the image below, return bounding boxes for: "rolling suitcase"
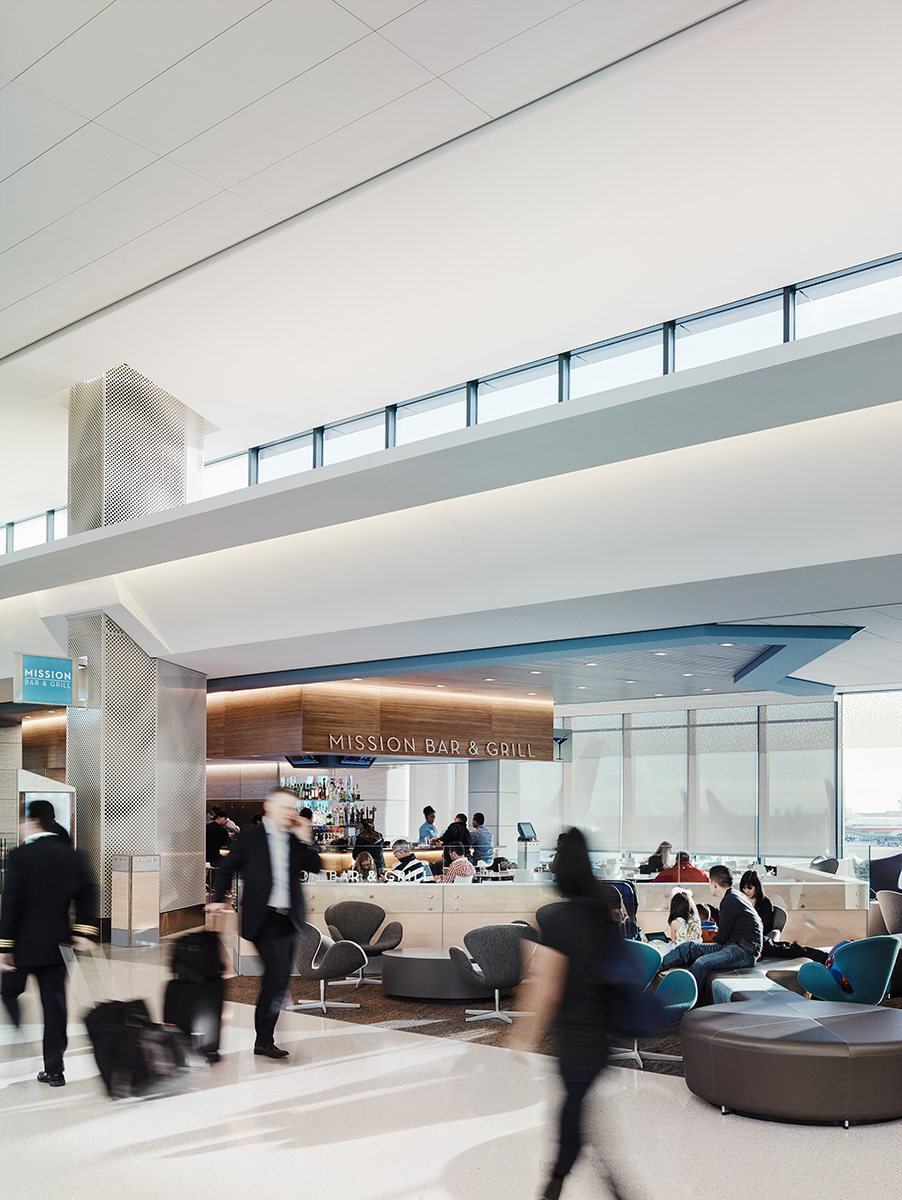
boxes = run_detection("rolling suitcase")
[163,976,224,1061]
[84,998,198,1098]
[169,930,224,985]
[63,945,203,1098]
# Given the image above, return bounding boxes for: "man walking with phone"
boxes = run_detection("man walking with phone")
[207,789,321,1058]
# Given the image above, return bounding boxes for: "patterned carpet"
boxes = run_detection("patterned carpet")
[223,974,687,1076]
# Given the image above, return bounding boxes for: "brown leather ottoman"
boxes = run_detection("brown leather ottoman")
[681,998,902,1125]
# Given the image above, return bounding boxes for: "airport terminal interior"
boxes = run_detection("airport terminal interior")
[1,2,901,1197]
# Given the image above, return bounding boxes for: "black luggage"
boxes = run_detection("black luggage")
[169,930,223,984]
[84,999,198,1098]
[163,977,224,1060]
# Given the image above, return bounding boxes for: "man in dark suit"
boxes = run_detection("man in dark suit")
[208,788,320,1059]
[0,802,98,1087]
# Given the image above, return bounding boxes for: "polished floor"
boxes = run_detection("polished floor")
[2,945,901,1200]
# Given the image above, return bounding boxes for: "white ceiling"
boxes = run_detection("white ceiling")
[4,0,902,527]
[1,394,900,693]
[0,0,728,350]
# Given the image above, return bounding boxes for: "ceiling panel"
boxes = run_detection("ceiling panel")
[95,0,368,157]
[14,158,220,273]
[0,274,123,358]
[379,0,574,76]
[0,81,86,178]
[0,0,111,81]
[338,0,425,28]
[0,122,156,248]
[166,32,434,189]
[76,190,280,294]
[329,642,768,706]
[443,0,731,116]
[14,0,266,120]
[232,78,485,216]
[0,250,67,309]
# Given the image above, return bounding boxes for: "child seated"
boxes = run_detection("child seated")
[667,888,702,945]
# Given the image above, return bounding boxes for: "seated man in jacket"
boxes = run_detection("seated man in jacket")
[384,840,430,882]
[660,864,763,996]
[654,851,709,883]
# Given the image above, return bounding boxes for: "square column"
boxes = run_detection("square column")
[66,613,206,926]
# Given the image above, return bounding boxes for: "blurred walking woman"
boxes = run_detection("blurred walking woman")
[510,828,631,1200]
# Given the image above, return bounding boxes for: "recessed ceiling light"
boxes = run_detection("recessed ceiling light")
[529,670,542,674]
[703,688,712,692]
[624,680,635,684]
[653,651,667,656]
[435,684,445,688]
[351,677,362,681]
[483,677,495,681]
[585,662,597,667]
[527,692,537,696]
[654,693,664,697]
[720,643,735,647]
[682,673,693,677]
[577,686,587,690]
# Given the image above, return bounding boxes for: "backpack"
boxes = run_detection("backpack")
[824,941,855,993]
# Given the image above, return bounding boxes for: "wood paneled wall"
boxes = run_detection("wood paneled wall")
[22,714,67,782]
[208,683,553,761]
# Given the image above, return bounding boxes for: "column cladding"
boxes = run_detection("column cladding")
[66,614,206,918]
[67,363,203,535]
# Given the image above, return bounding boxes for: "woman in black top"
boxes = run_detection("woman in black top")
[739,870,775,935]
[352,820,385,874]
[510,828,633,1200]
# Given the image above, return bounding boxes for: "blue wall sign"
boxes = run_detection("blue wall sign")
[13,652,77,705]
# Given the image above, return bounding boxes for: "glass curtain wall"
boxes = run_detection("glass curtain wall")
[566,702,837,861]
[841,691,902,872]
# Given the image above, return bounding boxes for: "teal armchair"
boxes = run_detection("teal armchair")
[798,936,900,1005]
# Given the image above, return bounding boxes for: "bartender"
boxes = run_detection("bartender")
[418,807,438,844]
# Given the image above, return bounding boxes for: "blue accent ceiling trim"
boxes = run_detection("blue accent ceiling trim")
[208,623,859,696]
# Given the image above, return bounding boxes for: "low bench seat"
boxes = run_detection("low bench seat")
[681,998,902,1124]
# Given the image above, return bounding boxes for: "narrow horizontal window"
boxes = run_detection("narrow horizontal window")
[477,360,557,425]
[796,259,902,339]
[676,294,782,371]
[570,330,662,399]
[322,412,384,465]
[258,433,313,481]
[396,388,467,446]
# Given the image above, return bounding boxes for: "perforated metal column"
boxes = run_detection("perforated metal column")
[66,615,206,919]
[67,364,203,535]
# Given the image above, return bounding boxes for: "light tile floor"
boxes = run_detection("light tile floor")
[2,946,901,1200]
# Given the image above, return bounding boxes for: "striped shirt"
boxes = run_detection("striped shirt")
[443,858,476,883]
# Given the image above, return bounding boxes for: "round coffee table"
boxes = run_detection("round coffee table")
[381,947,493,1001]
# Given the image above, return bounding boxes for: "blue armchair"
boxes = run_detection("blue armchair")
[609,944,697,1068]
[798,936,900,1005]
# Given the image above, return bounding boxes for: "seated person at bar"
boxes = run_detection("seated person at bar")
[439,813,471,867]
[470,812,494,865]
[654,851,709,883]
[660,865,763,992]
[352,819,385,874]
[639,840,671,874]
[442,845,475,883]
[384,840,430,882]
[418,807,439,844]
[355,851,379,881]
[667,888,702,944]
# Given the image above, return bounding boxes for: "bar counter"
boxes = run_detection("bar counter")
[316,847,445,874]
[214,875,870,976]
